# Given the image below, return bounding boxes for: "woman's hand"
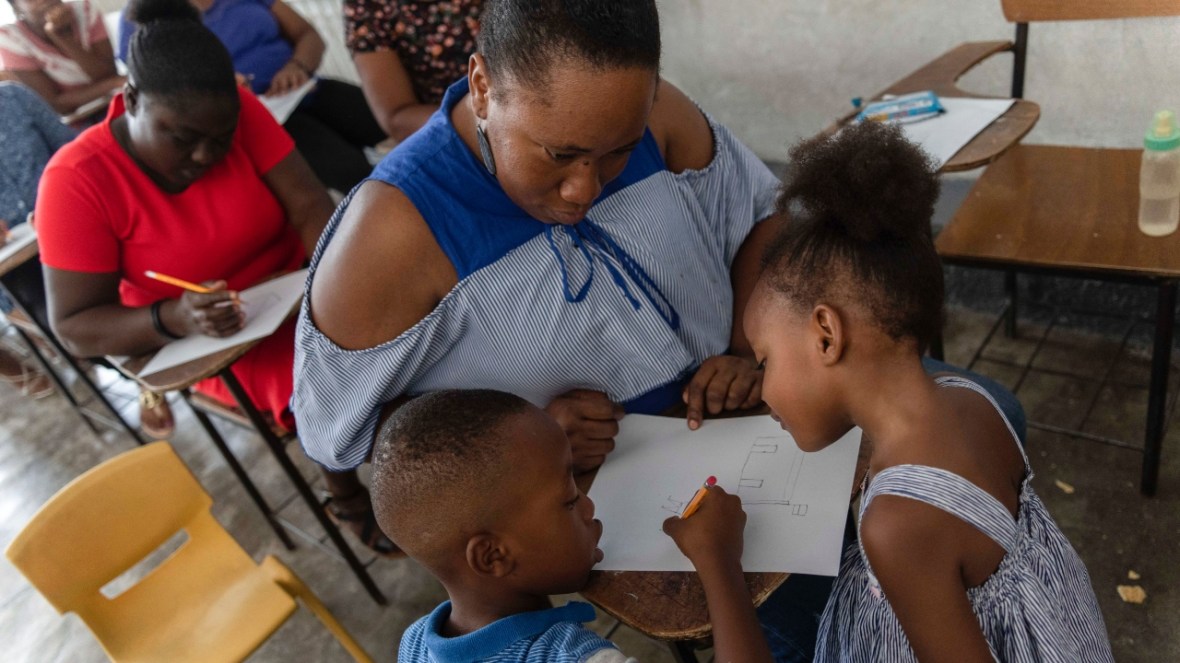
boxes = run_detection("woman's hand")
[545,389,624,474]
[662,485,747,570]
[167,280,244,338]
[43,3,79,45]
[265,61,309,97]
[683,355,763,430]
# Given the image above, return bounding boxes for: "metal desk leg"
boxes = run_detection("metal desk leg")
[12,327,100,437]
[181,388,295,550]
[667,641,698,663]
[1004,270,1019,339]
[1143,280,1176,496]
[217,369,388,605]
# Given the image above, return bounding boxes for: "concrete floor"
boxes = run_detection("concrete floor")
[2,265,1178,661]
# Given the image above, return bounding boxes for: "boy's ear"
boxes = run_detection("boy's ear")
[811,304,845,366]
[466,532,515,578]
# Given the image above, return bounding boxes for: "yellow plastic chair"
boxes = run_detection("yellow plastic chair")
[4,442,374,663]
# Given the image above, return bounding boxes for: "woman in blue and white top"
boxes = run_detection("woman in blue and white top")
[294,0,779,555]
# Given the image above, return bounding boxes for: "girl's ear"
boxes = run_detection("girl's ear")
[466,532,515,578]
[123,82,139,115]
[812,304,845,366]
[468,53,491,120]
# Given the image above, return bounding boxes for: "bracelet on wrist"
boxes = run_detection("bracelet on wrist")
[150,300,184,340]
[289,58,315,76]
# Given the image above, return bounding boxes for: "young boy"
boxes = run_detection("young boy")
[372,389,775,662]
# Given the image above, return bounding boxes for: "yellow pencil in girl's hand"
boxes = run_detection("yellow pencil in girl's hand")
[680,476,718,519]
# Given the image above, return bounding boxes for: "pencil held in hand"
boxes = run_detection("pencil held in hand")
[680,476,718,519]
[145,271,214,293]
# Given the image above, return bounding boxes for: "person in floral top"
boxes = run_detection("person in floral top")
[345,0,481,141]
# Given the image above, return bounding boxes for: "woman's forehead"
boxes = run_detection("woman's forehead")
[495,66,657,143]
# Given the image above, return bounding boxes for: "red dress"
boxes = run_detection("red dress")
[37,87,304,429]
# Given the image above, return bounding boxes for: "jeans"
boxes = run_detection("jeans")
[283,79,387,194]
[756,358,1027,662]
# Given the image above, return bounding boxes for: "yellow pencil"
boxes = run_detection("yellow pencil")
[680,476,718,519]
[144,270,214,293]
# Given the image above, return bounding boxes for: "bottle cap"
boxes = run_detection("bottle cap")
[1145,110,1180,151]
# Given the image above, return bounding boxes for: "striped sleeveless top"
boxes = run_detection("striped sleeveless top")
[292,78,780,471]
[817,376,1113,663]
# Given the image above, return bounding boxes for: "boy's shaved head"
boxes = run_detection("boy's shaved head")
[371,390,533,573]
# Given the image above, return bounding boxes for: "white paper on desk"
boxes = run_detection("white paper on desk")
[258,79,316,124]
[589,415,860,574]
[898,97,1016,168]
[0,224,36,263]
[137,269,308,377]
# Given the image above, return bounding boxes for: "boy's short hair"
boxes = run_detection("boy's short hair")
[371,389,533,569]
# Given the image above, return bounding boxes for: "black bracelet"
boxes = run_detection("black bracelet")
[289,58,315,76]
[150,300,183,340]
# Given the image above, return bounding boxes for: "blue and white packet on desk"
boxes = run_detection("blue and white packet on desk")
[856,90,945,124]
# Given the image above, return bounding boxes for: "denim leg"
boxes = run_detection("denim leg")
[755,512,855,662]
[921,357,1028,444]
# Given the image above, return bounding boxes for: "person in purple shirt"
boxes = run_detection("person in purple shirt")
[118,0,385,193]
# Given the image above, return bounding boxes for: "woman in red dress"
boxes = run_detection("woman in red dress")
[36,0,331,435]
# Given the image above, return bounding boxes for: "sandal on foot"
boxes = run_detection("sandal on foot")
[0,352,55,400]
[138,389,175,439]
[322,493,405,559]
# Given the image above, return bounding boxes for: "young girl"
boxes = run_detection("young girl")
[666,120,1113,662]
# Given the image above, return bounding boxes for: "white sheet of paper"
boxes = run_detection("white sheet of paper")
[258,79,316,124]
[0,223,36,263]
[899,97,1016,168]
[137,269,308,377]
[589,415,860,575]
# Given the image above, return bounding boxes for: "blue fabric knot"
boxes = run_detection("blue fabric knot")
[545,220,680,331]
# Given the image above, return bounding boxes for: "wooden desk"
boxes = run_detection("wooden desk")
[117,323,389,604]
[575,406,790,659]
[827,41,1040,172]
[936,145,1178,495]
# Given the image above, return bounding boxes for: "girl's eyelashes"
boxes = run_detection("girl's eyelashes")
[756,358,767,370]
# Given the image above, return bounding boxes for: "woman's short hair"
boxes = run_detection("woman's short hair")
[125,0,236,101]
[477,0,660,90]
[763,121,944,351]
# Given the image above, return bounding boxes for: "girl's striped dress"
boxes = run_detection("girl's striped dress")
[817,376,1113,663]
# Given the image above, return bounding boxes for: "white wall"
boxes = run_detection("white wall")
[657,0,1180,163]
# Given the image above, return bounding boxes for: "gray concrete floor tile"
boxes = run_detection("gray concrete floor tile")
[1016,371,1104,431]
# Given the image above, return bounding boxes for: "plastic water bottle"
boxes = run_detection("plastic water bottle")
[1139,110,1180,237]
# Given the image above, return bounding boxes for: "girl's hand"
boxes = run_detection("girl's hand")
[172,280,244,338]
[662,485,747,569]
[545,389,624,473]
[265,61,309,97]
[683,355,763,430]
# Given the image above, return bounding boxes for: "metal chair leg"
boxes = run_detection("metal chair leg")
[667,641,698,663]
[1003,270,1019,338]
[10,328,101,437]
[181,388,296,550]
[217,369,388,605]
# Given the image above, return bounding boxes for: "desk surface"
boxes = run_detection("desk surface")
[936,145,1180,280]
[829,41,1040,173]
[0,228,38,278]
[116,340,261,392]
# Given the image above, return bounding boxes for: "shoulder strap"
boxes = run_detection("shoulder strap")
[865,464,1018,553]
[935,375,1031,474]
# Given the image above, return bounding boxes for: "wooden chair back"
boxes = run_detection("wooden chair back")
[1001,0,1180,22]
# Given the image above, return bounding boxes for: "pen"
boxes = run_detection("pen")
[680,475,718,519]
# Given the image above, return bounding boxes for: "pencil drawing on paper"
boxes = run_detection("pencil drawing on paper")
[738,437,809,516]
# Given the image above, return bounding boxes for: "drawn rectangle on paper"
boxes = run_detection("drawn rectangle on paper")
[589,415,860,575]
